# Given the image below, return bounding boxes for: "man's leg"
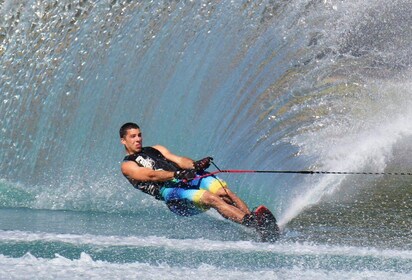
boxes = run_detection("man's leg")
[215,187,251,215]
[200,191,248,224]
[197,175,251,215]
[161,187,255,227]
[189,175,255,226]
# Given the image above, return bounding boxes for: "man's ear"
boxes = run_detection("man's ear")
[120,138,126,145]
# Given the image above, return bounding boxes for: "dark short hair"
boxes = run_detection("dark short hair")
[119,122,140,138]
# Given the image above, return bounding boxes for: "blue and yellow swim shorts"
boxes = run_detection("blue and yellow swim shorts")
[160,173,227,216]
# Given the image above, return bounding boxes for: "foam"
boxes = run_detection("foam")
[1,230,411,260]
[0,252,410,280]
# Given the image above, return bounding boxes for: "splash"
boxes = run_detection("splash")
[279,80,412,225]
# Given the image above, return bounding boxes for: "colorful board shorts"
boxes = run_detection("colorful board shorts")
[159,173,227,216]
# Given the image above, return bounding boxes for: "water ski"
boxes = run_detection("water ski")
[253,205,280,242]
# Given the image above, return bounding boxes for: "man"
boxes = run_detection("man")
[119,122,257,227]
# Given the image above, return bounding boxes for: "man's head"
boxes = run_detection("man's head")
[120,122,142,154]
[119,122,140,138]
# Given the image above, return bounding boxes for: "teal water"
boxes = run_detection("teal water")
[0,0,411,278]
[1,206,411,278]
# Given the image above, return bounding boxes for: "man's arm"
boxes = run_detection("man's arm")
[153,145,195,169]
[121,161,175,182]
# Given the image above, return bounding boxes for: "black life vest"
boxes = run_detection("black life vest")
[123,147,180,199]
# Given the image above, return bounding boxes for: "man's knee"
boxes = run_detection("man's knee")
[216,187,233,197]
[201,191,224,207]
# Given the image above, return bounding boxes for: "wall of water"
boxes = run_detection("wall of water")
[1,0,411,225]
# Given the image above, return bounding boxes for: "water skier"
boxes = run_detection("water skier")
[119,122,258,227]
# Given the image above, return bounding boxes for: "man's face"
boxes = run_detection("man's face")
[121,128,142,154]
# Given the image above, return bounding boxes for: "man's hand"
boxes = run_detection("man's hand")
[174,169,197,181]
[194,157,213,172]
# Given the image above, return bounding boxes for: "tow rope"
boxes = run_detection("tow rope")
[197,161,412,177]
[204,169,412,176]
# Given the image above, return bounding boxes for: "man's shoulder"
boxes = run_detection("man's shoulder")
[122,153,136,161]
[151,144,165,150]
[150,145,169,155]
